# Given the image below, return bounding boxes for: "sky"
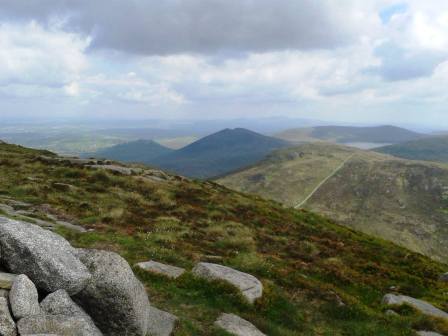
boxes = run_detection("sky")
[0,0,447,127]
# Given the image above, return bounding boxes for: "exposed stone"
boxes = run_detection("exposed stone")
[0,297,17,336]
[382,294,448,320]
[88,165,137,175]
[214,313,265,336]
[192,263,263,304]
[41,290,87,316]
[73,249,150,335]
[439,272,448,282]
[0,217,91,295]
[147,306,178,336]
[136,261,185,279]
[17,314,102,336]
[416,332,444,336]
[54,221,86,233]
[9,275,41,320]
[40,290,102,335]
[0,272,16,290]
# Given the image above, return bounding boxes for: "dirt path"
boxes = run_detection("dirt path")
[294,154,354,209]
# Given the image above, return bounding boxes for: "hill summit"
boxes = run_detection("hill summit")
[150,128,290,178]
[91,139,174,163]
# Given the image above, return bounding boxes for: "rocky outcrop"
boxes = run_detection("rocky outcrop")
[74,249,151,335]
[383,294,448,320]
[136,261,185,279]
[9,275,41,320]
[0,216,164,336]
[17,314,102,336]
[0,297,16,336]
[0,218,91,295]
[193,263,263,304]
[214,313,266,336]
[416,332,444,336]
[147,306,178,336]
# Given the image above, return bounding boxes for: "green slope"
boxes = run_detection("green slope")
[218,143,448,262]
[1,141,448,335]
[376,136,448,163]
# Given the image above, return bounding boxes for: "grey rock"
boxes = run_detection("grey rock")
[0,272,16,290]
[147,306,178,336]
[54,221,86,233]
[417,332,444,336]
[73,249,150,335]
[88,165,136,175]
[214,313,265,336]
[41,290,87,316]
[9,274,41,320]
[136,261,185,279]
[383,294,448,320]
[0,297,17,336]
[40,290,102,335]
[17,314,102,336]
[0,217,91,295]
[193,263,263,304]
[439,272,448,282]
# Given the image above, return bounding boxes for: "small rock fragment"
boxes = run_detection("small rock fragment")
[383,294,448,320]
[136,261,185,279]
[147,306,178,336]
[193,263,262,304]
[9,274,41,320]
[214,313,265,336]
[0,297,17,336]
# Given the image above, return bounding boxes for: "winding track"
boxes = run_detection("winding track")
[294,154,354,209]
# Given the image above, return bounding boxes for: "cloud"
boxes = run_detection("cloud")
[0,21,89,95]
[0,0,379,55]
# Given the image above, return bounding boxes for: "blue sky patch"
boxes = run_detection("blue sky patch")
[380,3,408,23]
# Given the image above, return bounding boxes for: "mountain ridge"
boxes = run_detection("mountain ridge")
[275,125,424,145]
[218,142,448,262]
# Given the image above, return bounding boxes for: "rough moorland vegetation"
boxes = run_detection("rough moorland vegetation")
[219,143,448,262]
[0,141,448,335]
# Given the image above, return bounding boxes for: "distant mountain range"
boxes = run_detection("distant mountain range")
[92,128,291,179]
[92,140,174,163]
[375,136,448,163]
[218,142,448,262]
[275,125,424,146]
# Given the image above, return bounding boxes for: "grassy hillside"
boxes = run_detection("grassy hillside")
[376,136,448,163]
[1,141,448,335]
[90,139,174,163]
[152,128,290,179]
[219,143,448,262]
[276,125,423,145]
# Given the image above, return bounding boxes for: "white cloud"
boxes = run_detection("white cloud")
[0,1,448,127]
[0,21,89,97]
